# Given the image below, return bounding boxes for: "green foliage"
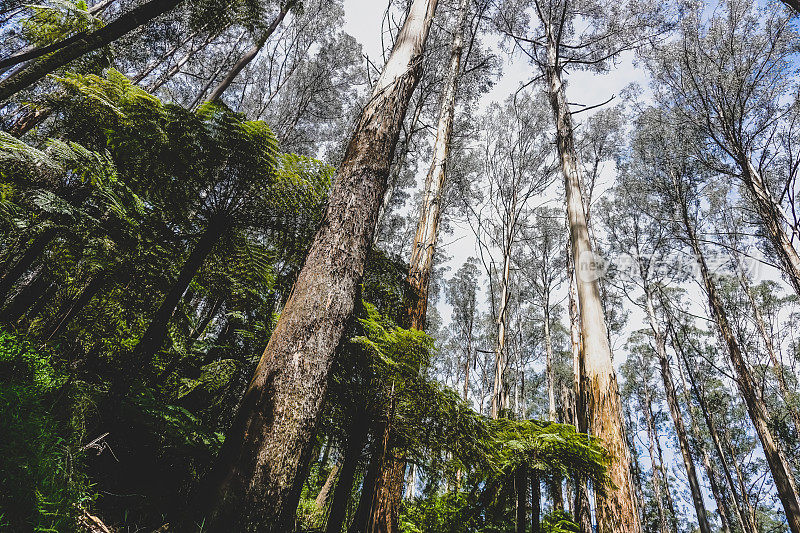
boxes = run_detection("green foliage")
[541,511,580,533]
[0,329,92,532]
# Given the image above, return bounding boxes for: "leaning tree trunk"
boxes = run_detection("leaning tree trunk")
[781,0,800,12]
[740,158,800,297]
[544,37,640,533]
[0,0,183,102]
[642,286,711,533]
[672,326,752,533]
[204,1,439,530]
[679,198,800,533]
[205,0,293,103]
[674,348,734,533]
[325,418,369,533]
[369,2,470,527]
[128,216,227,372]
[0,227,57,305]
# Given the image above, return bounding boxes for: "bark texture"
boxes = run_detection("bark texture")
[204,1,439,529]
[544,38,640,533]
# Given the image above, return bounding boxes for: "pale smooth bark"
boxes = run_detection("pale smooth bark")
[204,0,439,529]
[641,386,673,533]
[544,35,640,532]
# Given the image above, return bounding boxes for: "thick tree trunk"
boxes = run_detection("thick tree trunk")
[0,0,183,102]
[679,197,800,533]
[129,217,226,369]
[544,39,639,533]
[205,3,439,529]
[643,288,711,533]
[0,228,57,305]
[205,1,293,103]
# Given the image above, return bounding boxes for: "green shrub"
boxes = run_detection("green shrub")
[0,330,92,532]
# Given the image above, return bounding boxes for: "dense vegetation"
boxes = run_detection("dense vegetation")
[1,0,800,532]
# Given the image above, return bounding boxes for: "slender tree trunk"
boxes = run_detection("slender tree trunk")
[0,269,51,324]
[642,390,671,533]
[491,227,513,419]
[0,228,57,305]
[674,349,733,533]
[326,419,369,533]
[733,253,800,435]
[406,0,468,330]
[653,417,679,533]
[132,29,199,84]
[204,5,438,528]
[531,472,541,533]
[316,463,340,511]
[45,271,110,340]
[188,29,248,109]
[740,158,800,297]
[147,31,216,91]
[678,194,800,533]
[782,0,800,12]
[542,303,565,511]
[129,216,227,370]
[0,0,183,102]
[205,1,293,103]
[643,287,711,533]
[516,467,528,533]
[544,37,639,532]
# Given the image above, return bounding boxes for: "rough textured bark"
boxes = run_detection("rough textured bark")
[205,2,438,529]
[643,288,710,533]
[544,37,640,533]
[0,0,183,102]
[677,193,800,533]
[129,217,226,369]
[205,1,293,103]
